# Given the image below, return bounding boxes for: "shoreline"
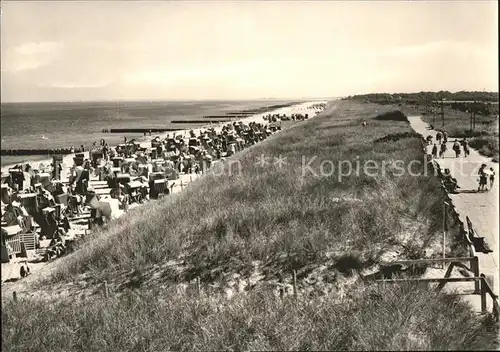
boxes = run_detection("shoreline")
[0,100,327,284]
[1,101,327,176]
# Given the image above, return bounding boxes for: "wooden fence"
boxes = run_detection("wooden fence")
[377,256,499,322]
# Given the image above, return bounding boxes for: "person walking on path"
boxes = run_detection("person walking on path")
[436,131,442,144]
[426,135,433,145]
[452,140,461,158]
[443,131,448,144]
[489,167,495,189]
[431,144,438,159]
[439,142,447,158]
[424,142,432,155]
[461,138,470,157]
[478,164,488,192]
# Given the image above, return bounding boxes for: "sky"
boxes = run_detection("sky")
[1,1,498,102]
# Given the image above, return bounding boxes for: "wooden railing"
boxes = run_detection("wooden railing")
[377,256,499,322]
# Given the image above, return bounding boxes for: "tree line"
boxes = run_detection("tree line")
[344,91,499,115]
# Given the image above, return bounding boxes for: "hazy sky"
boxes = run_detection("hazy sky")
[1,1,498,102]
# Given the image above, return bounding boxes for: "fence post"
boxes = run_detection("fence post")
[13,291,17,302]
[471,257,480,294]
[196,276,201,296]
[103,281,109,298]
[292,270,297,298]
[278,276,284,300]
[480,274,487,313]
[442,202,447,268]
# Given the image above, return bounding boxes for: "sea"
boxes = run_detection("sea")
[0,99,298,167]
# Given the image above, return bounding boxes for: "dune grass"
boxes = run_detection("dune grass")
[43,101,468,287]
[3,283,498,351]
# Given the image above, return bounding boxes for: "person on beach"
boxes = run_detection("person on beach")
[478,164,488,192]
[439,142,447,158]
[431,144,438,159]
[489,168,495,189]
[71,162,87,194]
[452,140,461,158]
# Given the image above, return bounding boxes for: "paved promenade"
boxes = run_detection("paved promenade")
[408,116,499,306]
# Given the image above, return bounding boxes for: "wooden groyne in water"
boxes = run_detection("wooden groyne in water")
[104,128,183,133]
[202,115,236,119]
[1,148,73,156]
[200,103,302,120]
[171,120,231,124]
[225,112,256,116]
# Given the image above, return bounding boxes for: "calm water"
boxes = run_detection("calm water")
[1,99,295,166]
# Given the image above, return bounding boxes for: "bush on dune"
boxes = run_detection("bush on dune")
[469,135,499,162]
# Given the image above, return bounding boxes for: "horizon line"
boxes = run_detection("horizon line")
[0,96,338,104]
[2,90,498,104]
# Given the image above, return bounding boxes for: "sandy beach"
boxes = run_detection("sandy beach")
[1,101,326,177]
[1,101,327,283]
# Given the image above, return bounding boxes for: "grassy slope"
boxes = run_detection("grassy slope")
[407,104,499,161]
[3,284,498,351]
[3,101,497,351]
[47,101,466,287]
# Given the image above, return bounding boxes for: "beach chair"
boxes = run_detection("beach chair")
[149,172,164,182]
[1,225,23,261]
[17,213,35,233]
[74,155,85,166]
[91,149,103,168]
[137,164,149,178]
[150,146,159,160]
[17,193,39,217]
[9,169,24,191]
[116,173,131,186]
[1,184,12,205]
[20,232,36,251]
[39,173,51,188]
[151,179,168,199]
[41,207,58,238]
[112,157,124,168]
[126,180,145,203]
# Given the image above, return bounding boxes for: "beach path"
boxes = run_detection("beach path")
[408,115,499,314]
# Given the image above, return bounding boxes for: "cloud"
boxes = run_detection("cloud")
[123,60,271,86]
[2,41,64,72]
[37,80,112,89]
[14,41,63,55]
[381,40,491,58]
[87,41,116,49]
